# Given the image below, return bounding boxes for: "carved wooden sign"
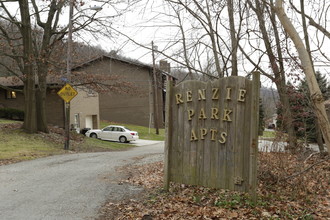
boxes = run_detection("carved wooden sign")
[164,74,259,196]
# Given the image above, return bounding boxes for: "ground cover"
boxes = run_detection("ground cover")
[99,152,329,219]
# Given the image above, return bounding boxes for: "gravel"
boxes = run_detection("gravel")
[0,142,164,220]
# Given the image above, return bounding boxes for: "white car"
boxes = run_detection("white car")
[85,125,139,143]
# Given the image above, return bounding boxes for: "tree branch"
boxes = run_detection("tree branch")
[280,156,329,181]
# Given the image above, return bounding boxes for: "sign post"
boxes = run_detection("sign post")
[58,83,78,150]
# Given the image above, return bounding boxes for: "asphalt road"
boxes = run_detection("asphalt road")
[0,141,164,220]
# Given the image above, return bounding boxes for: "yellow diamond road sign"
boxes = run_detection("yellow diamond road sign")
[57,83,78,103]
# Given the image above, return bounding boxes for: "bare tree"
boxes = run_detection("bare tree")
[297,0,325,153]
[139,0,247,78]
[227,0,238,76]
[0,0,135,133]
[274,0,330,153]
[20,0,37,133]
[242,0,298,149]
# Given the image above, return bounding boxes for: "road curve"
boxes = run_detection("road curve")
[0,142,164,220]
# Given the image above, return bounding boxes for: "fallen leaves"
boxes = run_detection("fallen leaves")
[99,152,330,220]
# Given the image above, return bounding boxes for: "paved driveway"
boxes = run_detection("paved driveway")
[0,142,164,220]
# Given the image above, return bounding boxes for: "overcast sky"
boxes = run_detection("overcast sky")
[91,0,330,80]
[2,0,329,86]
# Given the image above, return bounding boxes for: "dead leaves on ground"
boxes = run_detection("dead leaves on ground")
[100,153,330,220]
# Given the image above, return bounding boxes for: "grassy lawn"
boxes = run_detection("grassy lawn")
[0,118,22,124]
[0,118,164,165]
[0,128,65,161]
[77,136,132,151]
[100,121,165,141]
[0,119,132,164]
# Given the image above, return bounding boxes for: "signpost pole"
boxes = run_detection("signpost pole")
[64,0,74,150]
[57,84,78,150]
[64,102,70,150]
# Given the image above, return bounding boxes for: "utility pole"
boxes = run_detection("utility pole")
[64,0,74,150]
[152,41,159,135]
[63,4,103,150]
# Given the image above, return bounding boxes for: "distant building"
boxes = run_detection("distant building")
[72,55,176,128]
[0,55,175,130]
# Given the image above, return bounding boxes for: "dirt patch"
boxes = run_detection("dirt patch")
[97,157,162,220]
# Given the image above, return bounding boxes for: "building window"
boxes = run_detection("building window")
[6,90,16,99]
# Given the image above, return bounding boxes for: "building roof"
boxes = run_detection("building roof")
[0,55,176,88]
[0,76,23,87]
[72,55,176,79]
[0,75,66,88]
[73,55,148,70]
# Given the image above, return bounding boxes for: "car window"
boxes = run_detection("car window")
[118,128,124,132]
[103,127,112,131]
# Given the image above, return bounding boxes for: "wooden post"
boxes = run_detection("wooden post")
[249,71,260,202]
[152,41,159,135]
[64,0,74,150]
[164,79,173,191]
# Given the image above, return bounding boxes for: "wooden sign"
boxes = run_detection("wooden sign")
[164,73,260,197]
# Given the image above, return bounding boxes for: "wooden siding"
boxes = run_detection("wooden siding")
[164,74,259,197]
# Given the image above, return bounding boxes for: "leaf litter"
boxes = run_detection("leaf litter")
[98,152,329,220]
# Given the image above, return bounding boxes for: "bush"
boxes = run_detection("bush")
[0,108,24,120]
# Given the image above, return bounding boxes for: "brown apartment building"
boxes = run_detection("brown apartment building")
[0,55,174,130]
[72,55,175,128]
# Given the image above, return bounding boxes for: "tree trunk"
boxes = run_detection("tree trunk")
[276,81,298,150]
[23,73,37,133]
[175,8,194,79]
[315,121,325,153]
[300,0,324,152]
[19,0,37,133]
[203,1,223,78]
[249,0,298,149]
[227,0,238,76]
[275,0,330,153]
[36,71,49,133]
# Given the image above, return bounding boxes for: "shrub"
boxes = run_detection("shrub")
[0,108,24,120]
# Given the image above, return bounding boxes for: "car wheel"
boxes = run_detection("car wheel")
[119,136,127,143]
[90,133,97,138]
